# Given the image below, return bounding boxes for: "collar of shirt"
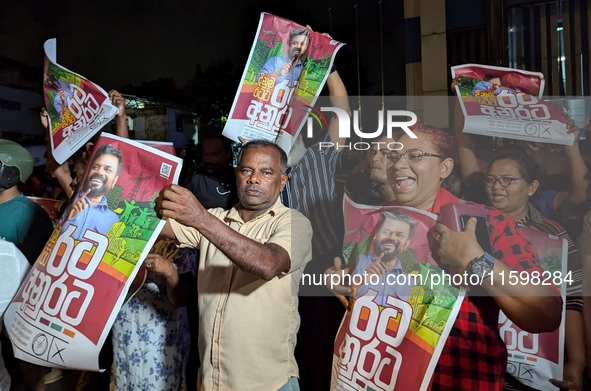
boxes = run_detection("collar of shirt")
[380,258,404,274]
[284,57,303,68]
[76,191,110,210]
[224,196,283,224]
[389,188,460,215]
[518,202,543,225]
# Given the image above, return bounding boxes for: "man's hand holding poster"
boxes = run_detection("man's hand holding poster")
[451,64,575,146]
[330,196,465,391]
[223,13,344,153]
[43,39,119,165]
[4,134,182,371]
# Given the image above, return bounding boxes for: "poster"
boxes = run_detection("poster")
[331,195,465,391]
[4,133,182,371]
[223,13,344,153]
[499,227,567,391]
[28,197,64,225]
[43,39,119,164]
[138,140,176,156]
[451,64,574,146]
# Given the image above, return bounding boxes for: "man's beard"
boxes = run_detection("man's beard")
[83,173,108,198]
[288,47,304,60]
[374,237,401,262]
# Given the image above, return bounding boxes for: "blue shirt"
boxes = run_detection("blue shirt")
[257,57,303,88]
[53,80,74,117]
[60,192,119,241]
[537,189,559,217]
[352,253,415,306]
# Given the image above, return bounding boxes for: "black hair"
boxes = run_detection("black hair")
[201,133,232,152]
[91,144,124,175]
[290,27,310,46]
[377,210,416,239]
[489,147,540,184]
[484,73,502,82]
[237,140,287,174]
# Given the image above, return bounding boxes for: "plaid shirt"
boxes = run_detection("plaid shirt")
[423,190,558,391]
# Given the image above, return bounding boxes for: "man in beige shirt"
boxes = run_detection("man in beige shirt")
[158,140,313,391]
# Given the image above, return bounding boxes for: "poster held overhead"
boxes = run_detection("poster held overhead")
[223,13,344,153]
[43,39,119,165]
[451,64,574,146]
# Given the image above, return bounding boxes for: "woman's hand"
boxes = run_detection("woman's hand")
[144,253,178,280]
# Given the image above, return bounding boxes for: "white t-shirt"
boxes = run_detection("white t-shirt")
[0,239,31,391]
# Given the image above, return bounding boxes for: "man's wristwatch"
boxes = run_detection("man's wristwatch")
[466,252,495,280]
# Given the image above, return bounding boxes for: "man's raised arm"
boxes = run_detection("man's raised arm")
[158,185,307,281]
[326,70,351,147]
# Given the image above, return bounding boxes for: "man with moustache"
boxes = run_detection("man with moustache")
[257,27,310,88]
[61,144,122,241]
[351,210,416,305]
[158,140,312,391]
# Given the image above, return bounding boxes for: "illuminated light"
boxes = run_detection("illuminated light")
[557,26,564,31]
[137,102,145,109]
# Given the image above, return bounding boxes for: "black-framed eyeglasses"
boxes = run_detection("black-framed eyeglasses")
[386,149,444,164]
[484,176,527,187]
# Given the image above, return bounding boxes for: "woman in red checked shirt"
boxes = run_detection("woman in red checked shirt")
[389,124,561,391]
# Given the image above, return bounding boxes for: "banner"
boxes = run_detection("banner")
[223,13,344,153]
[28,197,64,225]
[451,64,574,146]
[43,39,119,165]
[331,195,465,391]
[4,133,182,371]
[499,227,567,391]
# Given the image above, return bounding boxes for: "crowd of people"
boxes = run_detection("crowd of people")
[1,63,591,391]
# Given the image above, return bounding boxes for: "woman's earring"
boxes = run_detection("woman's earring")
[527,192,532,196]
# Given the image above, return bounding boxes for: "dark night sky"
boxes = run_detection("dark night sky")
[0,0,407,95]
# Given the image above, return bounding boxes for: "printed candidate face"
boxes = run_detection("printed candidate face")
[288,34,309,59]
[487,77,502,89]
[373,219,411,262]
[235,146,287,212]
[84,153,120,198]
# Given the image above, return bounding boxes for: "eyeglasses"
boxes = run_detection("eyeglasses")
[385,149,444,164]
[484,176,527,187]
[368,149,393,161]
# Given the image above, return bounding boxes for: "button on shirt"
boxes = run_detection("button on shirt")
[352,254,414,305]
[60,193,119,240]
[170,197,313,391]
[257,57,304,88]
